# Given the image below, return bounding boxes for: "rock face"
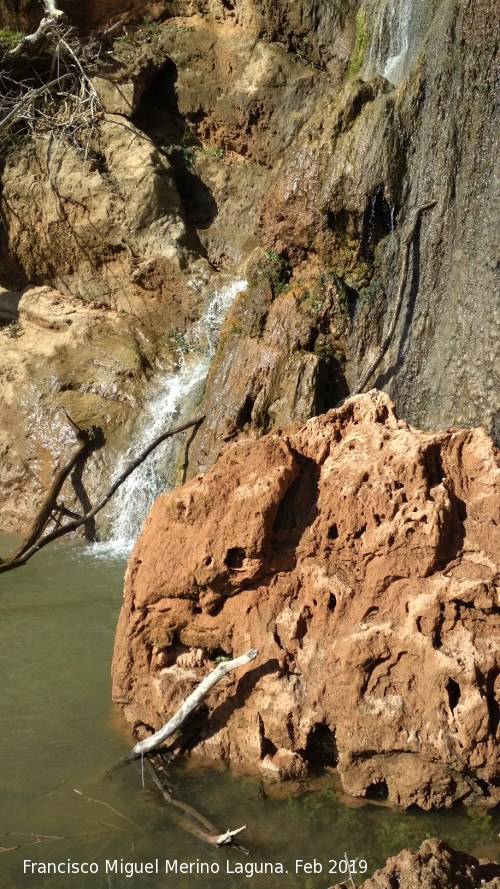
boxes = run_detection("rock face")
[1,0,498,530]
[0,284,181,530]
[330,839,500,889]
[112,391,500,809]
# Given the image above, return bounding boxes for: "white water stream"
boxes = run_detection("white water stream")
[103,276,246,552]
[364,0,421,86]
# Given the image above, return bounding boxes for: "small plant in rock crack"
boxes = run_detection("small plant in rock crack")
[259,250,292,297]
[180,147,195,170]
[202,146,225,160]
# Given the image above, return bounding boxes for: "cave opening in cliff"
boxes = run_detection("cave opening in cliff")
[133,60,217,229]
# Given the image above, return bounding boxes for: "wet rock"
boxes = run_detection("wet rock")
[188,276,347,472]
[0,284,176,531]
[112,391,500,809]
[330,839,500,889]
[256,0,500,442]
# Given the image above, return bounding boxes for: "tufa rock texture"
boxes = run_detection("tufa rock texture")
[330,839,500,889]
[112,391,500,809]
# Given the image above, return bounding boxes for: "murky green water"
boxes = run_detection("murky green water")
[0,541,498,889]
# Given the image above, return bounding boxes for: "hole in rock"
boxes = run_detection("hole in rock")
[475,777,491,797]
[225,547,246,569]
[210,645,232,662]
[237,395,255,428]
[423,443,445,488]
[432,613,444,649]
[303,724,338,769]
[446,677,461,712]
[358,184,395,262]
[486,668,500,734]
[261,736,278,758]
[327,593,337,613]
[133,61,218,230]
[271,455,321,552]
[365,779,389,801]
[328,523,339,540]
[456,497,467,522]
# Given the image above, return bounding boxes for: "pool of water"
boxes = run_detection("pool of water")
[0,540,498,888]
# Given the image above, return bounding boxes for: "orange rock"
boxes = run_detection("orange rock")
[112,391,500,809]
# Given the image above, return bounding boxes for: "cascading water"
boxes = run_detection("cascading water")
[364,0,422,86]
[104,276,246,552]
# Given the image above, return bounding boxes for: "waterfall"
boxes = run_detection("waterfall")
[101,275,246,553]
[364,0,420,86]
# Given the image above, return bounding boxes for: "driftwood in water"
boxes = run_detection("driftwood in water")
[0,416,204,575]
[351,200,437,396]
[115,648,258,767]
[144,756,248,852]
[118,652,258,851]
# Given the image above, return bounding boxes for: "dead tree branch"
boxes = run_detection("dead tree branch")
[1,11,105,161]
[115,649,259,767]
[143,757,249,851]
[351,200,437,396]
[0,416,204,575]
[7,0,65,58]
[4,426,102,565]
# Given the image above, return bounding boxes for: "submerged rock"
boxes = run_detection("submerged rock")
[330,838,500,889]
[112,391,500,809]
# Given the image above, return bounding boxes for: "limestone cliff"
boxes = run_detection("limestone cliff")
[112,392,500,810]
[0,0,498,533]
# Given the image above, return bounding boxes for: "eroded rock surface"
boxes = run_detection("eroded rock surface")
[0,284,179,530]
[112,391,500,809]
[330,839,500,889]
[1,0,498,531]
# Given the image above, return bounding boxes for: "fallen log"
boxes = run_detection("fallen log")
[115,648,258,767]
[143,757,249,852]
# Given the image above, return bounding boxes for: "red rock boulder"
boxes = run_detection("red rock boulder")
[112,391,500,809]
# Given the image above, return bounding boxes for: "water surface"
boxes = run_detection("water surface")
[0,542,498,888]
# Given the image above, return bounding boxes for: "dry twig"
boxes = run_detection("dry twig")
[0,8,105,162]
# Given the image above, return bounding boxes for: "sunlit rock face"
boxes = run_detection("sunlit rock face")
[112,392,500,809]
[1,0,497,532]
